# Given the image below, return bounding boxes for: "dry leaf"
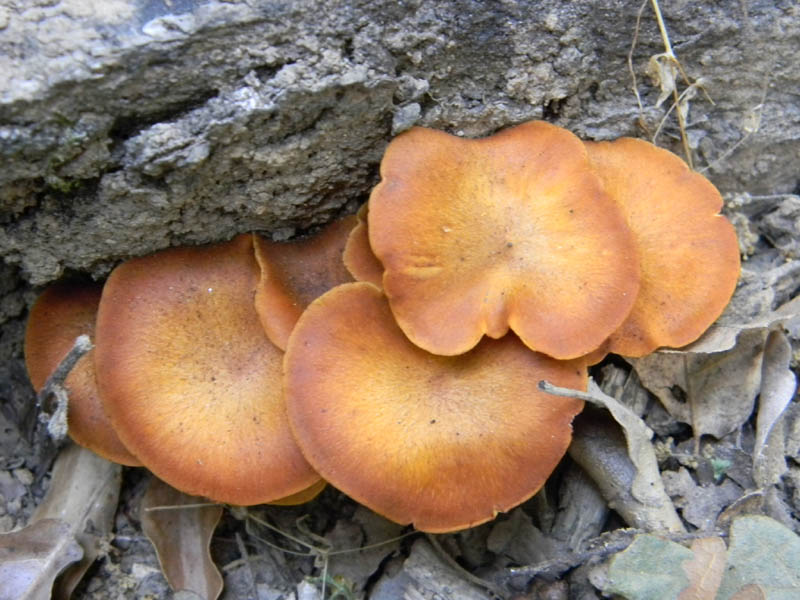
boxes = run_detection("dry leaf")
[549,463,609,551]
[569,408,684,533]
[486,508,562,566]
[678,537,726,600]
[754,330,796,455]
[598,364,651,418]
[32,443,122,599]
[604,533,693,599]
[662,468,741,531]
[0,519,83,600]
[681,266,800,355]
[716,515,800,600]
[565,380,684,532]
[140,476,223,600]
[326,505,404,593]
[631,328,766,438]
[602,517,800,600]
[586,380,668,509]
[730,584,767,600]
[760,195,800,259]
[401,539,491,600]
[753,330,797,486]
[633,270,799,440]
[716,491,765,529]
[647,52,678,107]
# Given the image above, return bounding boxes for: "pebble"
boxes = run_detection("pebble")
[12,468,34,486]
[0,515,15,533]
[6,497,21,516]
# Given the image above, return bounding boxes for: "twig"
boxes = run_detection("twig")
[327,530,418,556]
[539,380,631,412]
[504,528,727,581]
[41,334,93,391]
[244,510,319,553]
[627,0,650,132]
[650,0,673,59]
[37,334,93,443]
[541,378,651,429]
[746,193,797,201]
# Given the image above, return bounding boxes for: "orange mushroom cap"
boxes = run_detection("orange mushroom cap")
[284,282,587,532]
[584,138,741,356]
[368,120,641,359]
[253,216,356,350]
[342,203,384,287]
[94,234,321,505]
[269,478,327,506]
[24,281,141,466]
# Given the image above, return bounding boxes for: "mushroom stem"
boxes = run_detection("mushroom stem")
[37,334,93,443]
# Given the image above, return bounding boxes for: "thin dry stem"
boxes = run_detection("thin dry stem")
[538,380,611,408]
[628,0,650,132]
[241,508,419,600]
[699,74,769,174]
[651,0,693,167]
[630,0,713,169]
[503,528,727,581]
[37,334,93,443]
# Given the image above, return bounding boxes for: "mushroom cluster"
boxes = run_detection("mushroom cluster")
[25,120,740,533]
[25,227,356,507]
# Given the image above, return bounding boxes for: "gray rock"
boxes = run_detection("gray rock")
[1,0,798,284]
